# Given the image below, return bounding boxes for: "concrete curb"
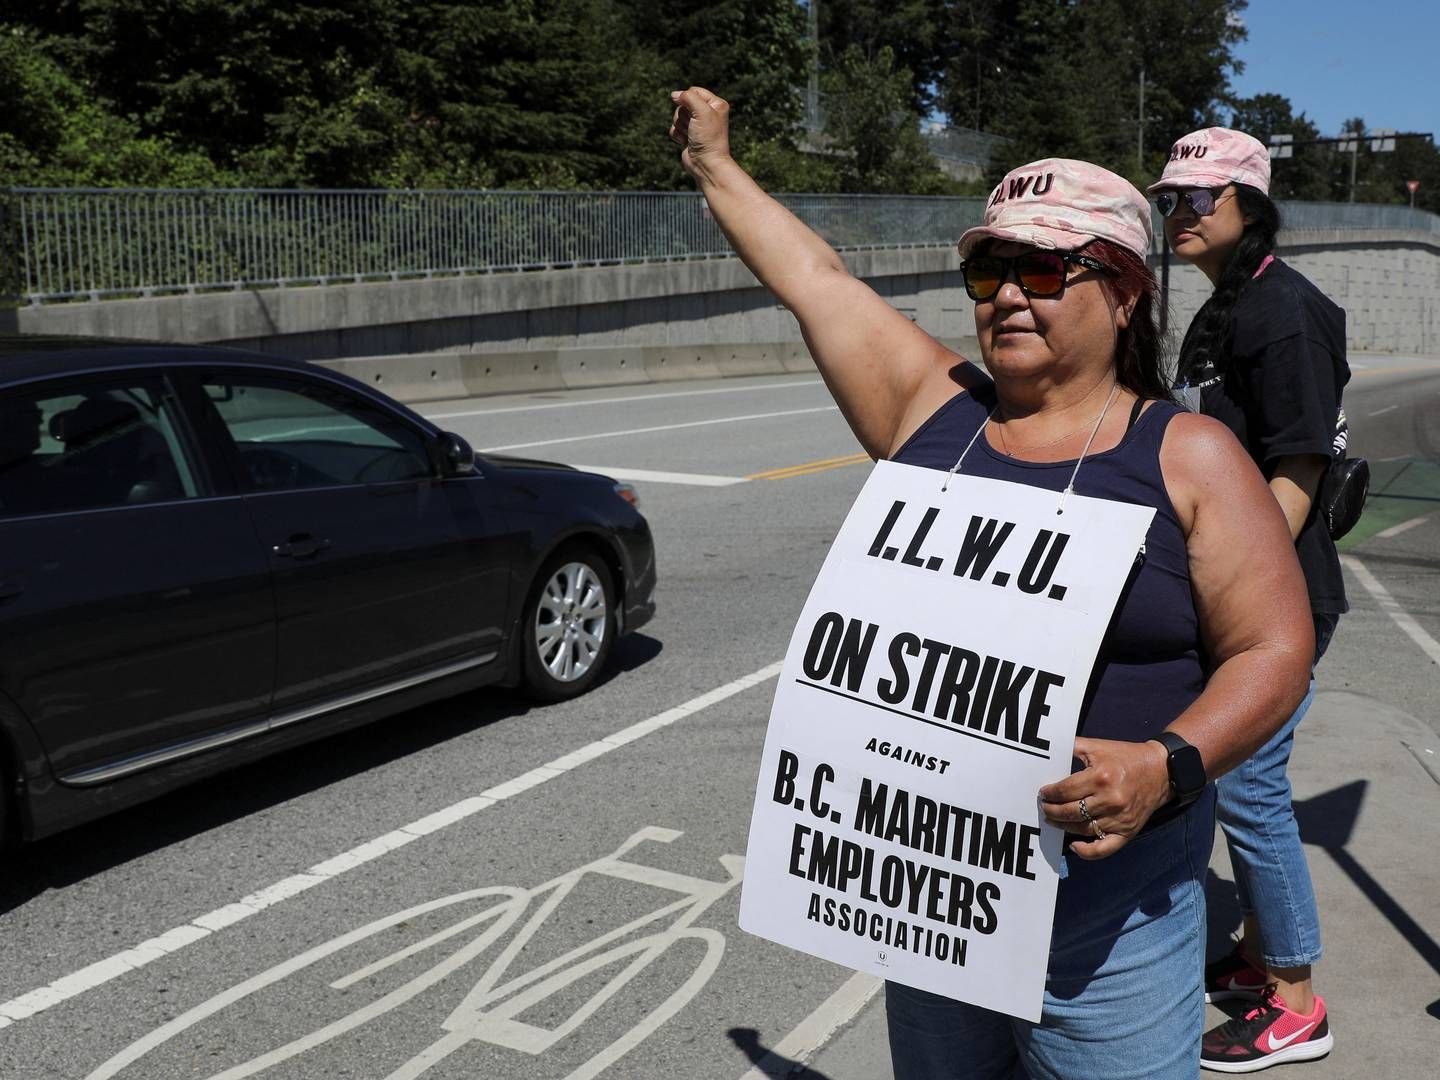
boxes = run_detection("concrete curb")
[314,338,983,405]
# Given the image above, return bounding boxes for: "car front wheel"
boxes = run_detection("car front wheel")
[522,549,616,701]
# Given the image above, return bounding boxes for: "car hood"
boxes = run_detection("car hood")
[481,453,618,484]
[481,452,579,472]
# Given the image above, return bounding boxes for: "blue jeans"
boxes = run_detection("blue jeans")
[1214,613,1339,968]
[886,786,1216,1080]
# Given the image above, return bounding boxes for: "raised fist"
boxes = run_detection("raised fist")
[668,86,731,179]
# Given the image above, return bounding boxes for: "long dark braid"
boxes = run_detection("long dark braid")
[1176,185,1281,385]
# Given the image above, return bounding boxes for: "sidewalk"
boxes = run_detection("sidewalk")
[802,686,1440,1079]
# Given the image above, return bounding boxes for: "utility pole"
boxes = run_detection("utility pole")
[1342,134,1359,203]
[807,1,819,130]
[1137,67,1145,174]
[1340,128,1394,202]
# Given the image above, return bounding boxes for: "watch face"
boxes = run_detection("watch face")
[1171,744,1207,795]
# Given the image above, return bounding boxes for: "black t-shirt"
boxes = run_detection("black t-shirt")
[1180,258,1350,615]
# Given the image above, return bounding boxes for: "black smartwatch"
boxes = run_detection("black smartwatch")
[1150,731,1207,807]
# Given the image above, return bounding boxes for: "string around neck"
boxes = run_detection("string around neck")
[939,383,1124,516]
[940,403,997,492]
[1057,383,1121,515]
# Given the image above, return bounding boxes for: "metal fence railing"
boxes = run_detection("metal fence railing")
[0,188,988,304]
[1269,200,1440,234]
[3,187,1437,305]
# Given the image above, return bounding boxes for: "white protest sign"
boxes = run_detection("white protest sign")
[739,459,1155,1022]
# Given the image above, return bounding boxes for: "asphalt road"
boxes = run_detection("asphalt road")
[1,357,1436,1080]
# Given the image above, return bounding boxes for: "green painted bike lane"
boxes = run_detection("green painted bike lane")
[1338,457,1440,550]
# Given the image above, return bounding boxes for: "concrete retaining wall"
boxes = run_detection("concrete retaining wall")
[5,228,1437,404]
[1159,229,1440,355]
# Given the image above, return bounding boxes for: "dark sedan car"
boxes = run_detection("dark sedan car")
[0,337,655,843]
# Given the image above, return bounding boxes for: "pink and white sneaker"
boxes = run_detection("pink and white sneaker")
[1201,986,1334,1072]
[1204,946,1268,1003]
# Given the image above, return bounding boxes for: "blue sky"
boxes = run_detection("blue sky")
[1229,1,1438,139]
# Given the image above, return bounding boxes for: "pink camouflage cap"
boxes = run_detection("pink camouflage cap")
[1148,127,1271,194]
[958,158,1154,261]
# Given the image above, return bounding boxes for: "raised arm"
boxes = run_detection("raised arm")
[669,86,977,457]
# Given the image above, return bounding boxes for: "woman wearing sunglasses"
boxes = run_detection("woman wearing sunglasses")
[669,87,1313,1078]
[1150,127,1348,1074]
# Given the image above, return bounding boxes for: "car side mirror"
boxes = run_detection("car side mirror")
[433,431,476,477]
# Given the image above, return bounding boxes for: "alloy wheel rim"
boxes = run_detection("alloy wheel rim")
[534,562,608,682]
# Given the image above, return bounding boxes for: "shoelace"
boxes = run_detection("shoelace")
[1208,984,1285,1048]
[1240,986,1284,1024]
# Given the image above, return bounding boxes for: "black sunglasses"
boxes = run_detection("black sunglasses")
[959,251,1111,302]
[1154,188,1229,218]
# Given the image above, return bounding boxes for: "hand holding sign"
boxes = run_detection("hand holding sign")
[740,461,1154,1021]
[1037,736,1173,860]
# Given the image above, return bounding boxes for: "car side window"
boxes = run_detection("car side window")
[201,376,433,492]
[0,379,200,520]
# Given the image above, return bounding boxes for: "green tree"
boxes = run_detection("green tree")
[976,0,1114,180]
[819,0,945,113]
[0,24,233,186]
[645,0,809,146]
[380,0,675,190]
[937,2,1021,133]
[1130,0,1248,174]
[1226,93,1328,201]
[1380,135,1440,214]
[963,0,1248,186]
[822,44,957,194]
[738,138,841,193]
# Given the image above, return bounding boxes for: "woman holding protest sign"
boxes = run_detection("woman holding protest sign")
[669,87,1313,1078]
[1152,127,1349,1073]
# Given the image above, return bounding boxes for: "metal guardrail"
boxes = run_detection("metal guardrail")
[0,188,988,304]
[1271,200,1440,234]
[1142,200,1440,254]
[3,188,1438,305]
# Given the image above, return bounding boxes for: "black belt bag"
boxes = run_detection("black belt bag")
[1318,456,1369,540]
[1319,406,1368,541]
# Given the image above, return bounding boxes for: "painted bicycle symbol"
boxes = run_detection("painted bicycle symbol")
[88,827,744,1080]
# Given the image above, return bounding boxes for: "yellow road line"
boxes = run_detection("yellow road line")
[747,451,872,481]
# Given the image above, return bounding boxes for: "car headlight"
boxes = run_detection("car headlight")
[614,482,639,508]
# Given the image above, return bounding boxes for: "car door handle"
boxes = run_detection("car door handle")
[0,579,23,601]
[272,534,331,559]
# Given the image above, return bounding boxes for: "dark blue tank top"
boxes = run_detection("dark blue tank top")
[892,383,1204,744]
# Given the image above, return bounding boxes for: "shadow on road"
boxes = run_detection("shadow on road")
[1206,779,1440,1022]
[0,633,663,913]
[728,1027,837,1080]
[1293,780,1440,995]
[599,631,664,685]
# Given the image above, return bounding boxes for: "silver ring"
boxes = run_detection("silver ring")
[1091,819,1108,840]
[1078,798,1093,823]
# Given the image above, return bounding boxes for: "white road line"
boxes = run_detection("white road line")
[571,466,748,487]
[481,406,839,452]
[424,379,824,419]
[1368,404,1400,417]
[1342,554,1440,666]
[1376,514,1433,540]
[1402,742,1440,787]
[735,972,884,1080]
[0,661,784,1031]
